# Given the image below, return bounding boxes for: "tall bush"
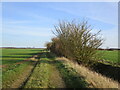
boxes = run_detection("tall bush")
[47,20,103,66]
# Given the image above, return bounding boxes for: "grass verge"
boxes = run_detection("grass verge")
[55,59,88,88]
[56,57,119,88]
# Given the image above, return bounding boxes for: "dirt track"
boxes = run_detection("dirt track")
[2,52,119,88]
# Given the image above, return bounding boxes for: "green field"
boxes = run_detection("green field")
[1,48,43,65]
[1,48,119,66]
[1,48,43,88]
[1,48,119,88]
[1,48,88,88]
[98,50,119,64]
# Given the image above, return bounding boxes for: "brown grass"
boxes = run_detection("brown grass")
[56,57,119,88]
[49,64,66,88]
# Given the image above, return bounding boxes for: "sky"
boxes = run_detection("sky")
[1,2,118,48]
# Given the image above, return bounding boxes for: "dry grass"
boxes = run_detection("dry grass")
[49,64,66,88]
[56,57,119,88]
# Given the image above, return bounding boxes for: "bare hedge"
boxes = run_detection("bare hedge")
[46,20,103,66]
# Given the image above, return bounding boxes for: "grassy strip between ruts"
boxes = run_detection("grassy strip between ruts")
[24,57,65,88]
[24,52,88,88]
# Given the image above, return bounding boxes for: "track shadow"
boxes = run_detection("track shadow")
[2,51,42,59]
[38,51,56,59]
[29,49,45,52]
[2,55,31,58]
[3,52,40,56]
[2,59,25,65]
[2,52,44,65]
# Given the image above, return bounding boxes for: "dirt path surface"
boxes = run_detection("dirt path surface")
[0,65,6,68]
[49,64,66,88]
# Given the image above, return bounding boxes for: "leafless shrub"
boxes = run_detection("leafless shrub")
[47,20,103,66]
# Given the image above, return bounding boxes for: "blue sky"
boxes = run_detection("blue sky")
[2,2,118,48]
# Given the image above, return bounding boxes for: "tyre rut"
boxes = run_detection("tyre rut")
[18,55,40,89]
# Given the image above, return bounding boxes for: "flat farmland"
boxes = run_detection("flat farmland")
[1,48,43,88]
[1,48,43,65]
[98,50,119,64]
[0,48,119,88]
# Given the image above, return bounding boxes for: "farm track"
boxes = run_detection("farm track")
[23,52,66,88]
[17,52,119,88]
[9,55,40,88]
[19,55,40,88]
[48,65,66,88]
[2,50,119,88]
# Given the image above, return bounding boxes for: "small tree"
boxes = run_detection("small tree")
[52,20,103,66]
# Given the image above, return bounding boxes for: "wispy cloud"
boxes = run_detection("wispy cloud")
[2,2,118,48]
[3,26,54,37]
[49,2,117,26]
[13,9,56,24]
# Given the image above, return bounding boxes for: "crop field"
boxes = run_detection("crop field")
[98,50,119,64]
[0,48,119,88]
[1,48,43,65]
[1,48,119,66]
[1,48,43,88]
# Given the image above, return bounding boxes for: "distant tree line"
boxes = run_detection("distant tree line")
[46,20,103,66]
